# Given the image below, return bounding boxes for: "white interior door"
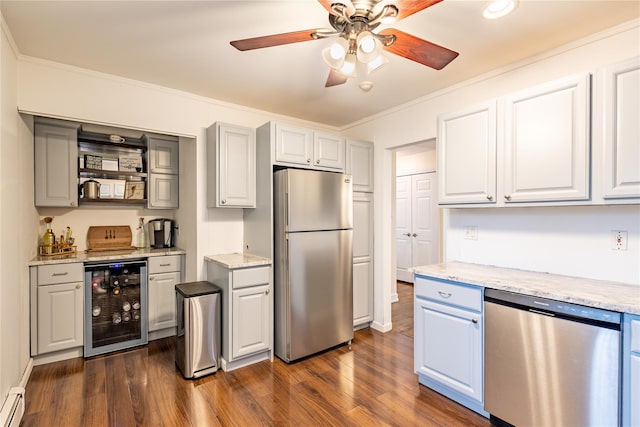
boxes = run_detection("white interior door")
[395,176,413,282]
[396,172,439,283]
[412,173,438,268]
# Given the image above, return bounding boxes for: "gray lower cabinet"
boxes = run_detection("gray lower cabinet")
[34,122,80,207]
[623,313,640,426]
[30,263,84,355]
[413,275,488,417]
[206,260,272,371]
[148,255,183,332]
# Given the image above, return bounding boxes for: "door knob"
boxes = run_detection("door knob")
[472,318,478,324]
[316,159,320,164]
[403,233,411,237]
[412,233,418,237]
[504,195,512,201]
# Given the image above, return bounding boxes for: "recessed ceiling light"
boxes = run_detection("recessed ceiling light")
[483,0,518,19]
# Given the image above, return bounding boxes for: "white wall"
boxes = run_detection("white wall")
[16,56,341,282]
[396,148,436,176]
[343,20,640,329]
[0,19,37,405]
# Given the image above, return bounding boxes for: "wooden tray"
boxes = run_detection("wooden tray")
[87,225,133,251]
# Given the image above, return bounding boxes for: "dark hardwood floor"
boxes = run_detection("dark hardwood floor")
[23,282,491,426]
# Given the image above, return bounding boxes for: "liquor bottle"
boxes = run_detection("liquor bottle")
[135,217,146,249]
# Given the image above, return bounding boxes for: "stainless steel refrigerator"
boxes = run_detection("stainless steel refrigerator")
[274,168,354,362]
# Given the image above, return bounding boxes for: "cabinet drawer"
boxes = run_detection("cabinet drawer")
[37,263,83,285]
[631,318,640,353]
[232,266,270,289]
[415,276,482,312]
[148,255,181,273]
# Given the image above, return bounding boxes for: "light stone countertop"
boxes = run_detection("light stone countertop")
[413,261,640,315]
[29,247,186,266]
[204,252,272,269]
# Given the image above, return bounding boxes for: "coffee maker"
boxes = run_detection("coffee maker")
[148,218,176,248]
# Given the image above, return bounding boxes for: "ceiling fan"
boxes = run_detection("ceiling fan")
[230,0,459,88]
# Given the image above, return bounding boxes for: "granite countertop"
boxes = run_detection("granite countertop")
[413,261,640,315]
[204,252,272,269]
[29,247,186,266]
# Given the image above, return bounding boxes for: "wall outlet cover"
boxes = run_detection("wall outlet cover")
[611,230,628,251]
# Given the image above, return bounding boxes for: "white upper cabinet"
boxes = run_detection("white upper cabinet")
[34,122,79,207]
[314,131,345,170]
[346,139,374,192]
[602,57,640,199]
[274,122,345,171]
[437,100,497,205]
[274,123,313,165]
[207,122,256,208]
[503,73,591,203]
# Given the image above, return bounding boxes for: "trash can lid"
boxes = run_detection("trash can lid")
[175,281,222,297]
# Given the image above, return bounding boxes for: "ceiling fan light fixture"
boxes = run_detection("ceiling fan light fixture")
[322,37,349,69]
[356,31,383,63]
[367,53,388,74]
[483,0,518,19]
[339,52,358,77]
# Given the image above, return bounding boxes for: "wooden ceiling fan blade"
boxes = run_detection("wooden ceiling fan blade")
[379,28,458,70]
[317,0,356,16]
[325,69,348,87]
[230,29,324,51]
[391,0,443,21]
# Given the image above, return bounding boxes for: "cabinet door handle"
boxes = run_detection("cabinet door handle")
[266,289,270,295]
[316,159,320,164]
[149,276,155,281]
[403,233,411,237]
[76,284,81,289]
[221,199,226,205]
[70,201,76,207]
[438,291,452,298]
[471,318,478,324]
[159,263,171,267]
[504,195,512,201]
[412,233,417,237]
[52,272,69,277]
[307,158,311,163]
[486,195,493,201]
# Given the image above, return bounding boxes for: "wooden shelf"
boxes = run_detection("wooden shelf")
[79,198,146,205]
[79,168,146,179]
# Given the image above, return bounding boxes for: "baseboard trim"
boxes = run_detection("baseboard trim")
[371,321,392,333]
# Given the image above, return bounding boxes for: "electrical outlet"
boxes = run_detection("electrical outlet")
[464,226,478,240]
[611,230,628,250]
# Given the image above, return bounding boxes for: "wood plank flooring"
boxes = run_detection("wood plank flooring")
[22,282,492,426]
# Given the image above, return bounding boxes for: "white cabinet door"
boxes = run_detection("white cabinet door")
[353,192,373,327]
[438,100,497,204]
[602,57,640,199]
[208,122,256,208]
[37,282,83,353]
[414,297,483,403]
[314,131,345,170]
[346,139,374,192]
[34,123,79,207]
[503,73,591,202]
[148,135,179,174]
[148,173,178,209]
[631,354,640,427]
[232,284,271,359]
[274,123,313,166]
[148,271,180,331]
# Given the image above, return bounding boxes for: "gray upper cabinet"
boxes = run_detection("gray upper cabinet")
[147,134,179,209]
[207,122,256,208]
[34,121,80,207]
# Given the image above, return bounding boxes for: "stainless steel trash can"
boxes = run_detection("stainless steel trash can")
[175,281,221,379]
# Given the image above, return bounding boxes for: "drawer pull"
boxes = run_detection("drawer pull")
[438,291,452,298]
[149,276,155,281]
[159,263,171,267]
[472,318,478,324]
[76,284,81,289]
[266,289,270,295]
[52,272,69,277]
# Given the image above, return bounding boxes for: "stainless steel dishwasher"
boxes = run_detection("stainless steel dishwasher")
[484,289,621,427]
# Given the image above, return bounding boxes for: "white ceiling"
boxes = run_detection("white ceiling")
[2,1,639,127]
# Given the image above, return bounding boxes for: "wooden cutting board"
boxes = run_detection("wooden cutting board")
[87,225,133,251]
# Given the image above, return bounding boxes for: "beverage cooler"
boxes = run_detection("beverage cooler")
[84,260,148,357]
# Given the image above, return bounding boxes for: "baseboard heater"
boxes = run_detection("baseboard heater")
[0,387,25,427]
